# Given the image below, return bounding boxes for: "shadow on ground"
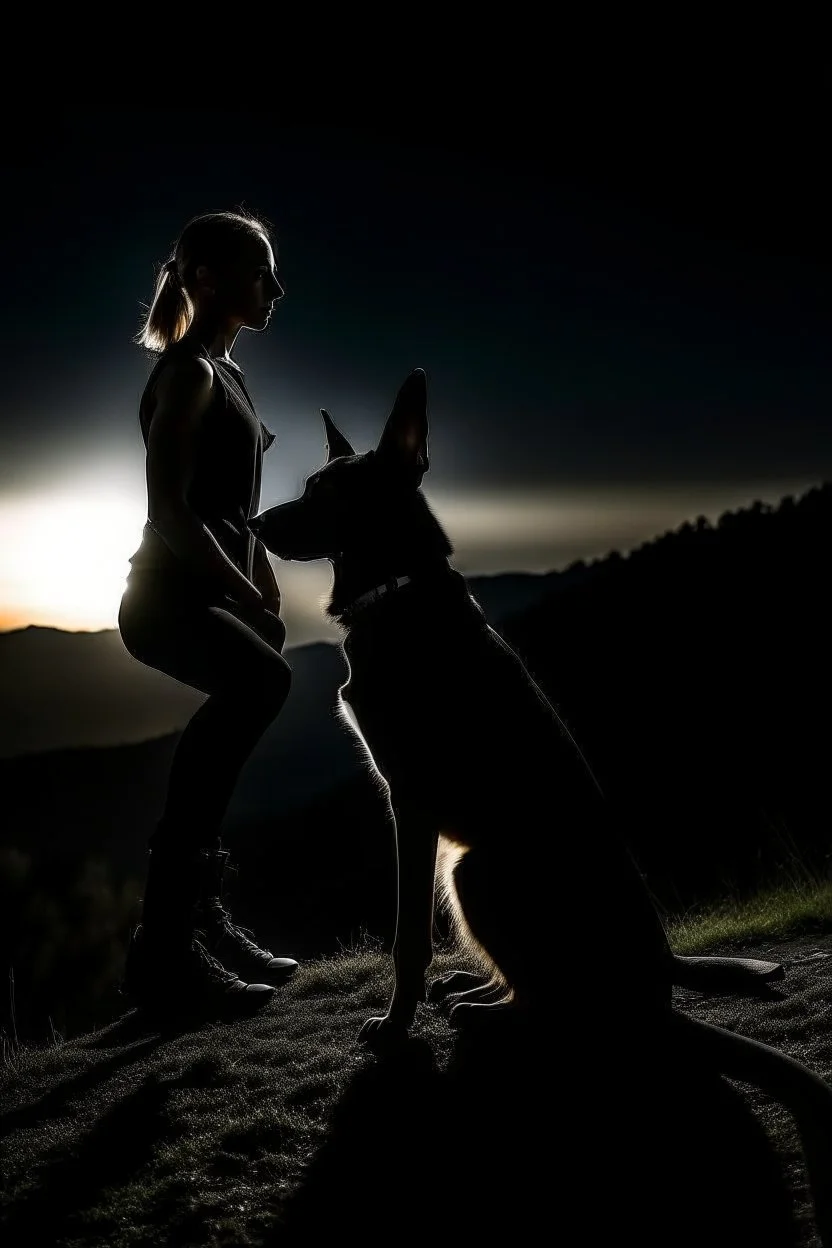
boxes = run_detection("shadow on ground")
[2,1073,176,1245]
[0,1013,210,1247]
[273,1013,801,1248]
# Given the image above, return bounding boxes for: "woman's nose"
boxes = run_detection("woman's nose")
[271,274,285,300]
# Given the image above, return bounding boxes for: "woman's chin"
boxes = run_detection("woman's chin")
[244,309,272,332]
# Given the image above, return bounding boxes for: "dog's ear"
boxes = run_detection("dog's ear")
[377,368,429,480]
[321,409,356,461]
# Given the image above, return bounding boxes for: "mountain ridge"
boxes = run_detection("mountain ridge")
[0,568,571,759]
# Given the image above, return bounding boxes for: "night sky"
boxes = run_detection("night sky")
[1,111,828,646]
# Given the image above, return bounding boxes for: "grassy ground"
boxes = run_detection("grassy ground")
[668,877,832,953]
[2,883,831,1248]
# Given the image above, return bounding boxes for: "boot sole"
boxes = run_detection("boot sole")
[120,982,275,1023]
[256,963,299,986]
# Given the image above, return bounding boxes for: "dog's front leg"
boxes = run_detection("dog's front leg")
[359,801,438,1047]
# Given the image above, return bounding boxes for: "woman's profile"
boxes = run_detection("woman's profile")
[118,209,298,1018]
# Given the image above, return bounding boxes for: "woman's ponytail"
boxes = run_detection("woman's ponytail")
[134,257,193,352]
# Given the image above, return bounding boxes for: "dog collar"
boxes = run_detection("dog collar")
[340,575,412,620]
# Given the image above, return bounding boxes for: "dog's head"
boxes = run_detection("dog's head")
[250,369,432,563]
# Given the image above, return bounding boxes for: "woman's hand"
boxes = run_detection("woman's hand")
[247,602,286,652]
[256,588,282,615]
[221,594,286,652]
[251,537,282,614]
[234,578,265,611]
[259,606,286,651]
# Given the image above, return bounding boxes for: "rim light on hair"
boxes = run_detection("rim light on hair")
[135,209,272,353]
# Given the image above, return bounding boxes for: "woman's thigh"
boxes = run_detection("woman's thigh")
[118,572,290,701]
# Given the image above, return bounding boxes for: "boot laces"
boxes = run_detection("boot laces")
[199,898,271,961]
[191,934,244,986]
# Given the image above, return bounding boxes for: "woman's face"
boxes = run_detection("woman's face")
[207,233,285,331]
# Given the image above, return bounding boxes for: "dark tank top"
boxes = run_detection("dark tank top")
[128,334,276,586]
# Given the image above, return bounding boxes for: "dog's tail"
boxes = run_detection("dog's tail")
[671,1010,832,1245]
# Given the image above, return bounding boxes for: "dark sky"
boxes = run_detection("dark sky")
[1,109,829,639]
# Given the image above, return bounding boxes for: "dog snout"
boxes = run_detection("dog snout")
[248,509,283,554]
[250,499,318,561]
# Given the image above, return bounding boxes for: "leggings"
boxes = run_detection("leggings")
[117,567,291,855]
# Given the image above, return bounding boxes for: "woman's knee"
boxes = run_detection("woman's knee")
[251,652,292,709]
[117,592,156,667]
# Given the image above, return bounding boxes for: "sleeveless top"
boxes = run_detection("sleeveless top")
[127,334,276,585]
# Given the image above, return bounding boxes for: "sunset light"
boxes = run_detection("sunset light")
[0,483,144,631]
[0,475,818,640]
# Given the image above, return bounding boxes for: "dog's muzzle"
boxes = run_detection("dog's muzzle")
[249,500,337,563]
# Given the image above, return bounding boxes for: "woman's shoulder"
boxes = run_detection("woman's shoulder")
[139,339,217,439]
[150,340,216,400]
[157,334,214,372]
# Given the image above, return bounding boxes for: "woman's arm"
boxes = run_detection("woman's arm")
[146,356,263,608]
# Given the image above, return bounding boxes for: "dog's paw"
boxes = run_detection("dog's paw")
[427,970,485,1006]
[448,999,519,1036]
[358,1013,410,1051]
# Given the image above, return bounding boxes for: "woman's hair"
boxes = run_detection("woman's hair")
[135,209,272,352]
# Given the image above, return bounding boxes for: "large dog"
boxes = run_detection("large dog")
[251,370,832,1239]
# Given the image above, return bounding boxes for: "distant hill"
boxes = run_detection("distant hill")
[0,569,569,880]
[496,482,832,907]
[0,643,355,881]
[0,569,564,760]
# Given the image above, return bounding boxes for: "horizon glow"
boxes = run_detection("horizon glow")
[0,470,821,644]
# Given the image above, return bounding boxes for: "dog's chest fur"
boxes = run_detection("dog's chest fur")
[336,593,602,826]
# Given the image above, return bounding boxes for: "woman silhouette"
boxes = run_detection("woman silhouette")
[118,209,298,1018]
